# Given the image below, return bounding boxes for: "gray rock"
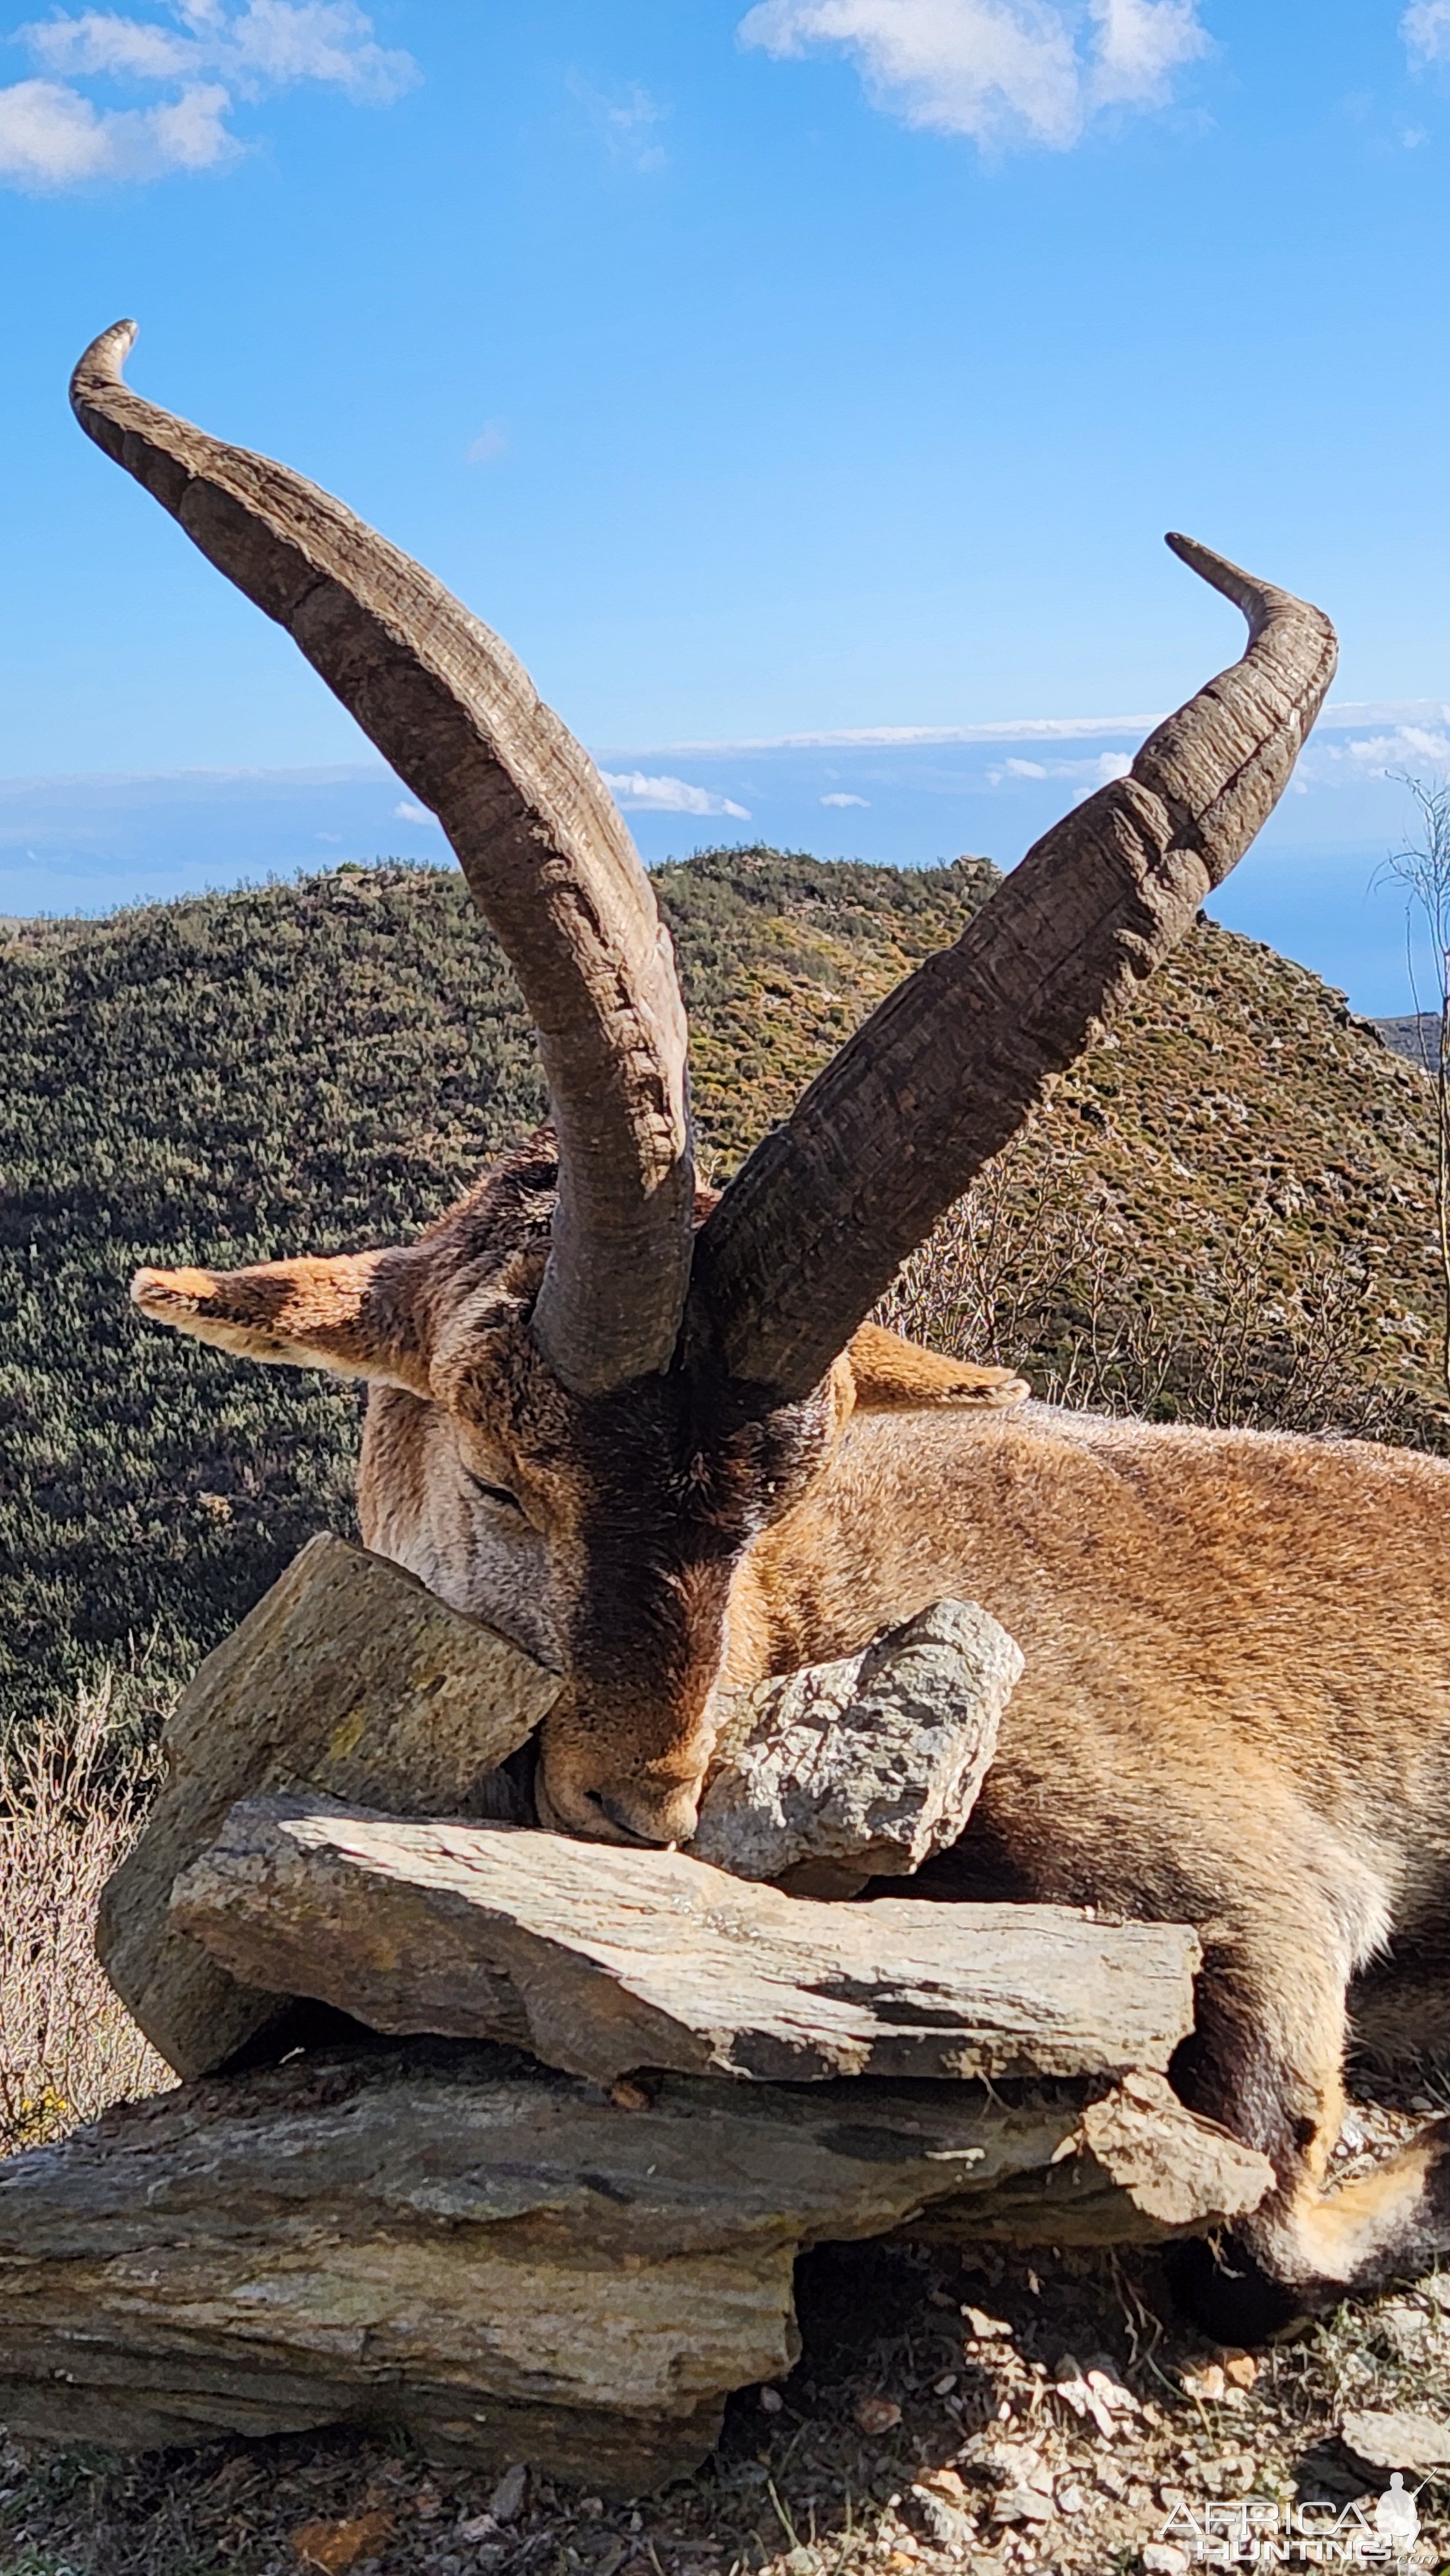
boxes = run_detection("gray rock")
[692,1600,1021,1887]
[171,1789,1204,2086]
[99,1535,561,2078]
[100,1547,1022,2081]
[1340,2408,1450,2474]
[0,2042,1272,2492]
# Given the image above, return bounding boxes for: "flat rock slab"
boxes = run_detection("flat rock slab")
[172,1791,1203,2086]
[1340,2409,1450,2476]
[0,2042,1271,2489]
[101,1536,1021,2076]
[100,1535,561,2077]
[692,1598,1019,1888]
[909,2069,1273,2242]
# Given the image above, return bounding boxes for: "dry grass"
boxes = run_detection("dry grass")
[0,1676,169,2155]
[878,1135,1426,1443]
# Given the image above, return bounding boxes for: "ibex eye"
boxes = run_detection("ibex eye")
[466,1473,523,1513]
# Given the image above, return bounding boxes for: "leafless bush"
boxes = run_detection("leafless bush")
[877,1141,1100,1368]
[879,1138,1409,1442]
[1378,772,1450,1397]
[0,1674,169,2155]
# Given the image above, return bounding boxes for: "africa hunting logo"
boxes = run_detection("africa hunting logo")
[1158,2474,1429,2566]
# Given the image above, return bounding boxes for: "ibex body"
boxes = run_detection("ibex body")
[77,321,1450,2338]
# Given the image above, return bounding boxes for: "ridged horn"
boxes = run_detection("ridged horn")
[71,319,693,1398]
[695,535,1337,1399]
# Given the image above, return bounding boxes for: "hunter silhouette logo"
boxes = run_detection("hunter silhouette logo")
[1375,2475,1421,2552]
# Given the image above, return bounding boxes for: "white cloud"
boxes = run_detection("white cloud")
[988,746,1133,785]
[1318,699,1450,730]
[24,10,193,76]
[220,1,414,101]
[0,0,417,188]
[601,770,751,819]
[391,799,431,824]
[618,712,1163,753]
[1289,718,1450,791]
[605,700,1450,765]
[1403,0,1450,65]
[21,0,418,96]
[1342,726,1450,774]
[737,0,1208,149]
[820,790,869,806]
[0,71,233,178]
[569,71,670,171]
[466,424,507,468]
[1090,0,1204,104]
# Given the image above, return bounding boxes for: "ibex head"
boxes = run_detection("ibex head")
[75,320,1336,1845]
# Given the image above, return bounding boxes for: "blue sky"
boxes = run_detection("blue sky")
[3,1,1450,1011]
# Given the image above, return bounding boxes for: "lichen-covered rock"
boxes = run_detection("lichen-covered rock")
[693,1599,1021,1885]
[99,1535,561,2078]
[171,1789,1201,2086]
[0,2040,1272,2489]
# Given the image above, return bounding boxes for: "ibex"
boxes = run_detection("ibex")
[75,321,1450,2340]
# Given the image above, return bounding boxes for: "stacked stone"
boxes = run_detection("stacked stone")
[0,1538,1270,2489]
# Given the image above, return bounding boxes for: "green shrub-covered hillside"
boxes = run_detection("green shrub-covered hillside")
[2,846,1442,1739]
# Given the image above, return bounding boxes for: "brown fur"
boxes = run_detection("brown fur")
[745,1405,1450,2324]
[132,1140,1450,2330]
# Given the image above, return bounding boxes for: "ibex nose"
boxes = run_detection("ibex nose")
[538,1763,702,1850]
[597,1787,699,1848]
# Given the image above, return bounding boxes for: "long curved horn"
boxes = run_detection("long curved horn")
[71,321,693,1397]
[696,536,1337,1399]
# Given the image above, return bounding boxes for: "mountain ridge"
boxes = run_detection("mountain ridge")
[2,848,1442,1739]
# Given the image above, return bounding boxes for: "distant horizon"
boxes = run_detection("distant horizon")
[3,707,1444,1019]
[4,845,1429,1033]
[5,688,1450,773]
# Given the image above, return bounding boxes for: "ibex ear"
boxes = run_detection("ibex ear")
[130,1249,432,1394]
[845,1322,1030,1413]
